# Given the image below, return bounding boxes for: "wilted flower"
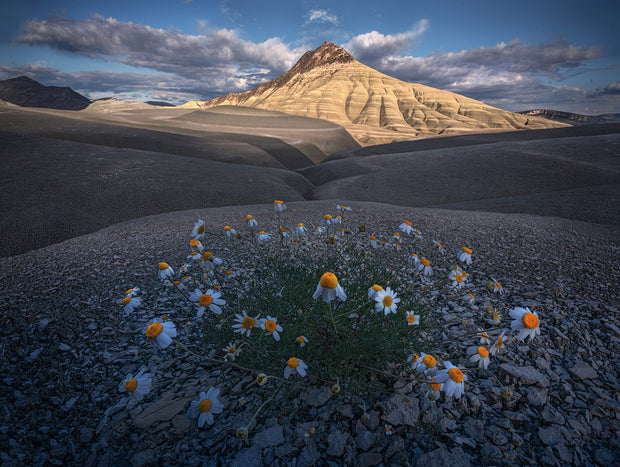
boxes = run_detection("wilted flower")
[191,219,206,240]
[274,200,287,212]
[296,223,308,235]
[284,357,307,379]
[121,295,141,314]
[312,272,346,303]
[399,220,414,235]
[458,247,473,265]
[245,214,257,228]
[468,346,491,370]
[368,284,383,299]
[158,262,174,280]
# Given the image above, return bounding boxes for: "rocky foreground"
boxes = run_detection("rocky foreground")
[0,201,618,466]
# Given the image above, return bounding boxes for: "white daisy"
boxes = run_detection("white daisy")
[223,225,237,237]
[426,378,442,401]
[399,220,414,235]
[283,357,307,379]
[368,284,383,300]
[435,361,467,399]
[393,232,401,243]
[369,235,378,249]
[433,240,445,254]
[312,272,347,303]
[415,353,439,377]
[409,253,420,266]
[464,293,476,306]
[187,388,224,427]
[223,342,240,362]
[468,346,491,370]
[124,287,140,297]
[158,262,174,280]
[509,307,541,341]
[119,367,152,402]
[405,312,420,326]
[416,258,433,277]
[296,336,309,347]
[189,288,225,317]
[337,205,350,213]
[315,226,326,235]
[489,332,507,355]
[260,316,283,341]
[121,295,142,314]
[407,353,420,369]
[458,247,473,265]
[191,219,206,240]
[322,214,333,226]
[374,287,400,315]
[145,318,177,349]
[274,200,287,213]
[187,251,201,262]
[279,227,289,239]
[257,231,271,243]
[245,214,257,228]
[189,239,204,252]
[232,311,260,337]
[478,329,490,345]
[296,223,308,236]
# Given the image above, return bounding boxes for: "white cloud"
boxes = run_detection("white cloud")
[344,20,428,63]
[306,9,338,25]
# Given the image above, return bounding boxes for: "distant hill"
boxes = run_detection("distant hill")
[185,42,569,146]
[145,100,176,107]
[519,109,620,126]
[0,76,91,110]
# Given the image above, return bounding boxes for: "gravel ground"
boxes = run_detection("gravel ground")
[1,200,618,466]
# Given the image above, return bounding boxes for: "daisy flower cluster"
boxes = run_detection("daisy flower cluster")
[115,202,544,436]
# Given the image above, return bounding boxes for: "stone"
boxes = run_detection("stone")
[79,427,93,444]
[297,439,320,467]
[326,429,349,457]
[301,386,332,407]
[357,452,382,467]
[132,391,191,428]
[171,414,190,434]
[526,388,548,406]
[379,394,420,427]
[556,444,573,463]
[59,343,72,352]
[480,442,501,459]
[415,447,471,467]
[355,430,377,451]
[131,449,155,467]
[594,447,617,465]
[253,425,284,449]
[463,418,486,443]
[500,364,550,387]
[538,425,563,446]
[569,361,597,380]
[231,446,262,467]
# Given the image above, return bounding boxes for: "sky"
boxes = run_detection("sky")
[0,0,618,114]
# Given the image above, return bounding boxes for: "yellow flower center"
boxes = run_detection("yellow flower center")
[199,294,213,307]
[226,271,234,276]
[495,337,504,347]
[324,214,332,221]
[522,313,539,329]
[197,225,205,234]
[280,227,286,233]
[437,242,443,248]
[394,232,400,237]
[421,259,430,267]
[423,355,436,368]
[382,295,393,307]
[372,284,383,292]
[468,293,475,300]
[410,354,419,362]
[256,374,267,385]
[297,336,305,343]
[274,200,283,204]
[242,317,256,330]
[265,320,277,332]
[404,220,412,226]
[124,379,137,392]
[481,331,487,338]
[158,262,169,270]
[495,281,502,289]
[477,346,489,358]
[369,235,376,240]
[203,252,214,260]
[429,379,441,391]
[319,272,338,289]
[224,226,231,231]
[287,357,299,368]
[173,280,181,286]
[259,231,266,235]
[227,347,236,354]
[122,297,132,305]
[198,399,212,413]
[406,314,416,324]
[461,247,472,254]
[492,312,500,320]
[125,288,134,295]
[190,239,199,247]
[298,223,304,227]
[448,367,464,383]
[246,215,253,221]
[455,275,463,283]
[162,315,168,321]
[146,322,163,339]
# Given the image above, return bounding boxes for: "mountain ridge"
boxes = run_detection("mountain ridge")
[184,42,569,146]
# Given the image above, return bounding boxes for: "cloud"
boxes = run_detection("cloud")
[343,20,428,63]
[15,14,306,79]
[601,81,620,94]
[306,9,338,25]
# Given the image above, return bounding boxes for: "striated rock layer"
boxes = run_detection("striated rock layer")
[185,42,569,146]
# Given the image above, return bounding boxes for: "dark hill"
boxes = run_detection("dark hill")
[0,76,91,110]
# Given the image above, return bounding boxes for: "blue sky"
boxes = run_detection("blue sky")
[1,0,618,113]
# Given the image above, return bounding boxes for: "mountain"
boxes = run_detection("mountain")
[183,42,568,146]
[518,109,620,126]
[0,76,91,110]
